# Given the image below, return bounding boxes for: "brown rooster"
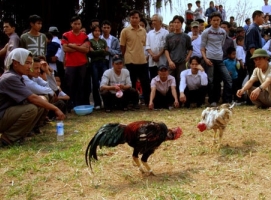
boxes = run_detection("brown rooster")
[85,121,182,175]
[197,103,235,148]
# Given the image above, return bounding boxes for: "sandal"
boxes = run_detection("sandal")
[105,109,112,113]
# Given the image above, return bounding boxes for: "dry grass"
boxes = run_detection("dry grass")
[1,106,271,200]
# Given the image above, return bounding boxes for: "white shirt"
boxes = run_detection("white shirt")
[88,33,94,40]
[236,45,246,63]
[262,39,271,56]
[100,34,112,60]
[22,75,54,96]
[262,5,271,14]
[52,36,64,62]
[190,34,202,58]
[146,28,169,67]
[179,69,208,92]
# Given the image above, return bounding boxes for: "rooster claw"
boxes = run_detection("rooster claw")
[148,171,156,176]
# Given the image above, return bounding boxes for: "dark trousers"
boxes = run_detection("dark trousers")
[206,59,232,103]
[126,63,150,104]
[91,60,107,107]
[170,62,186,98]
[153,89,174,109]
[101,88,139,110]
[82,64,92,105]
[184,86,207,107]
[149,66,158,80]
[65,64,87,108]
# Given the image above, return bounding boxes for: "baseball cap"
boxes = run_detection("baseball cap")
[48,26,59,33]
[158,65,169,71]
[191,21,199,28]
[112,55,123,63]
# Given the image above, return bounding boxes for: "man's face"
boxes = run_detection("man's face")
[220,24,229,33]
[71,19,82,32]
[173,19,182,31]
[264,0,268,5]
[253,57,269,68]
[113,61,123,72]
[191,26,199,35]
[151,16,161,29]
[211,16,221,28]
[3,23,15,36]
[13,56,33,76]
[169,23,175,32]
[255,14,265,26]
[29,62,41,78]
[130,13,140,27]
[31,21,42,32]
[102,24,111,35]
[158,69,168,79]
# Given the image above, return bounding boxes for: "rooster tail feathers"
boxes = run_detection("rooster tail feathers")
[85,123,126,168]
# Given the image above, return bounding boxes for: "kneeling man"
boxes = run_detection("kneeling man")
[237,49,271,108]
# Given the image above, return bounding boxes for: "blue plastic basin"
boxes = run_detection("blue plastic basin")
[73,105,94,116]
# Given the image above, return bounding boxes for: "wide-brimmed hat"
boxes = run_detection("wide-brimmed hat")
[250,49,269,59]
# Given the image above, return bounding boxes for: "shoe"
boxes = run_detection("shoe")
[133,104,140,109]
[210,102,217,107]
[95,106,101,110]
[0,134,13,146]
[123,107,128,111]
[105,109,111,113]
[168,106,173,110]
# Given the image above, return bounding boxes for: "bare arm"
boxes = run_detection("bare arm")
[148,87,156,110]
[121,45,126,56]
[171,86,179,108]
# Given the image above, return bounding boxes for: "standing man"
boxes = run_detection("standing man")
[61,16,90,108]
[184,3,194,33]
[0,18,20,59]
[20,15,47,57]
[101,20,121,69]
[189,21,202,59]
[244,18,251,31]
[120,10,150,108]
[205,1,216,20]
[201,12,232,106]
[245,10,265,78]
[218,5,226,22]
[146,14,169,80]
[164,15,193,97]
[262,0,271,15]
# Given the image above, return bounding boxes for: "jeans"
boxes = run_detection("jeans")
[91,60,107,107]
[206,59,232,103]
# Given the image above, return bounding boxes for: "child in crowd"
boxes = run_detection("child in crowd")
[223,47,240,103]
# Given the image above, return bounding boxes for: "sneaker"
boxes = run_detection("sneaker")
[168,106,173,110]
[95,106,101,110]
[210,102,217,107]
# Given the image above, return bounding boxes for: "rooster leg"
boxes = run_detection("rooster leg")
[141,151,155,176]
[132,149,145,173]
[218,128,224,148]
[213,129,218,145]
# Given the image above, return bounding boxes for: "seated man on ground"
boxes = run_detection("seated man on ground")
[23,57,66,121]
[100,55,139,112]
[0,48,65,146]
[179,56,208,108]
[149,65,179,110]
[237,49,271,109]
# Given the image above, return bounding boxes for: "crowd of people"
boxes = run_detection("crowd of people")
[0,0,271,146]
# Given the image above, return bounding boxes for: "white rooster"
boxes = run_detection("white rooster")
[197,103,235,148]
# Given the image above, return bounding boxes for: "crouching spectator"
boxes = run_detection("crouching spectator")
[149,65,179,110]
[179,56,208,108]
[237,49,271,109]
[100,55,139,112]
[0,48,65,146]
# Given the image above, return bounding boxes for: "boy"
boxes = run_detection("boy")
[20,15,47,57]
[223,47,240,102]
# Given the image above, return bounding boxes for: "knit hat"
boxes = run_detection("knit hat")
[250,49,269,59]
